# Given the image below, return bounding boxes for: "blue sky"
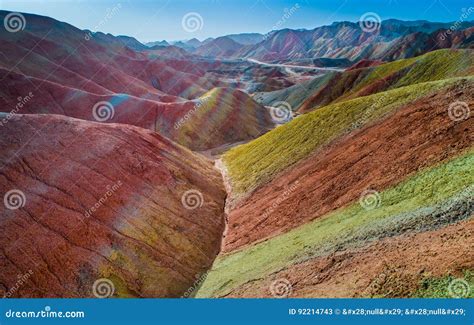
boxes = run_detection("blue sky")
[1,0,473,42]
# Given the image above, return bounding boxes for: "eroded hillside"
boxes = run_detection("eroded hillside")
[1,10,473,300]
[196,53,474,298]
[0,114,226,297]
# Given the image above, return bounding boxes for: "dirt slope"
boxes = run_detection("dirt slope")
[223,81,473,252]
[224,218,474,298]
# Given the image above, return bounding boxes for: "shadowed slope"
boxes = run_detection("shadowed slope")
[0,114,226,297]
[252,72,336,111]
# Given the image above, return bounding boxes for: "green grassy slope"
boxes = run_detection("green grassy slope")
[197,150,474,297]
[350,49,474,96]
[224,76,474,196]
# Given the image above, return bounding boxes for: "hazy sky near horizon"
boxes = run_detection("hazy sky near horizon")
[1,0,472,42]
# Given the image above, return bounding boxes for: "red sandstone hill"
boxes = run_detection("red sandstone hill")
[196,72,474,299]
[0,114,226,297]
[0,9,229,100]
[194,36,244,57]
[0,68,272,151]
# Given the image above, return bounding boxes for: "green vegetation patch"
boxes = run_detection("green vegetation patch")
[414,270,474,298]
[395,49,474,88]
[341,49,473,101]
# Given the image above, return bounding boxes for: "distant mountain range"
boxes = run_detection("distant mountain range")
[145,39,169,47]
[146,33,265,52]
[239,19,473,62]
[77,19,474,64]
[142,19,473,63]
[226,33,265,45]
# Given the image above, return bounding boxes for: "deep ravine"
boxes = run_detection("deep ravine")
[214,158,232,250]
